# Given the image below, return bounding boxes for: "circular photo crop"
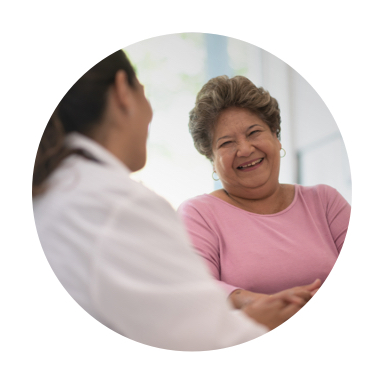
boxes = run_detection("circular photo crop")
[33,33,351,351]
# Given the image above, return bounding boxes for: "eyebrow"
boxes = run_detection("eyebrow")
[216,124,264,144]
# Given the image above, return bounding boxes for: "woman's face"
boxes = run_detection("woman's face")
[212,107,281,197]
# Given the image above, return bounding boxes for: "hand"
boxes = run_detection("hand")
[241,295,303,330]
[271,279,322,305]
[228,279,321,309]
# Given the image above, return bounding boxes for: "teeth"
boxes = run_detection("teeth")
[239,158,263,168]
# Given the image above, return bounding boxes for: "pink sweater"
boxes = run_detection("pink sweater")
[178,184,351,295]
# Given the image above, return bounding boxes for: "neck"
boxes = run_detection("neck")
[88,120,140,171]
[222,183,290,215]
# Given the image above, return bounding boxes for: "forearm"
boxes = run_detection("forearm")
[229,289,268,309]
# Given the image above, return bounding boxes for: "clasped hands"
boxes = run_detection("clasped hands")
[230,279,322,330]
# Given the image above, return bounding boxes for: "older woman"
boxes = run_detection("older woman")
[178,75,350,309]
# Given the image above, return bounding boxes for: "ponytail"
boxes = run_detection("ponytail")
[33,110,69,196]
[32,50,137,197]
[32,109,87,197]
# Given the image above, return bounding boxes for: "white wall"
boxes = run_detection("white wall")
[249,47,352,203]
[125,34,352,206]
[289,66,352,203]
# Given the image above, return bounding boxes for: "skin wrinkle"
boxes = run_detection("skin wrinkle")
[210,106,294,215]
[188,76,281,162]
[182,78,346,314]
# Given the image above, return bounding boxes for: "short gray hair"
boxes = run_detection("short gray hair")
[188,75,281,161]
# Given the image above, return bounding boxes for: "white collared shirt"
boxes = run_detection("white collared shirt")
[33,132,267,351]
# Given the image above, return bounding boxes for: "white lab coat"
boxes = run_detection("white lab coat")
[33,132,267,351]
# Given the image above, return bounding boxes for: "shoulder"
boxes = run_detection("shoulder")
[178,194,215,214]
[50,155,149,199]
[297,184,338,199]
[177,194,226,228]
[297,184,349,211]
[35,155,173,221]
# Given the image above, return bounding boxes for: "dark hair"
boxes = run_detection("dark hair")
[189,75,281,161]
[32,50,137,197]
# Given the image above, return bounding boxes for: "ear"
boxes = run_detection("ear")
[113,70,133,112]
[273,132,281,146]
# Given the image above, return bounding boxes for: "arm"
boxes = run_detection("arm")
[179,200,321,309]
[92,187,269,351]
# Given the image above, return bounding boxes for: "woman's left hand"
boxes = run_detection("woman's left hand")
[271,279,322,305]
[229,279,322,309]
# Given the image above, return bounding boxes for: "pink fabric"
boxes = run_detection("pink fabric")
[178,184,351,295]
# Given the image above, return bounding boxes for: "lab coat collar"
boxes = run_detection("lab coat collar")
[65,132,132,175]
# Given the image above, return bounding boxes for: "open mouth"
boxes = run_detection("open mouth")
[237,158,264,170]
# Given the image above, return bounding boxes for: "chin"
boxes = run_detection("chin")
[130,153,147,173]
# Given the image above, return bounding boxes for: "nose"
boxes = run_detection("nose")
[236,139,255,157]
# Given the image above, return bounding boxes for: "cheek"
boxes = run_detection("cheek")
[217,153,232,170]
[264,141,280,158]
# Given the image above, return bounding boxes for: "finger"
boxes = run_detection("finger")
[279,303,302,321]
[278,289,311,303]
[286,294,306,306]
[312,278,322,288]
[311,288,319,296]
[293,290,312,302]
[302,279,322,291]
[272,292,306,306]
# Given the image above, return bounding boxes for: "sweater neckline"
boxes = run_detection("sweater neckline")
[204,184,299,217]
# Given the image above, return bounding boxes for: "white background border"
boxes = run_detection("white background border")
[2,1,383,383]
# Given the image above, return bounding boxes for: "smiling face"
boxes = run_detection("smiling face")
[212,107,282,199]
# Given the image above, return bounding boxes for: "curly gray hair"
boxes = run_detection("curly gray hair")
[188,75,281,161]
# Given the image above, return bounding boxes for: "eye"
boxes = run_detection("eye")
[249,130,260,136]
[219,141,232,148]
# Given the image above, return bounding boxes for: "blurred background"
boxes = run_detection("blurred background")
[124,33,351,209]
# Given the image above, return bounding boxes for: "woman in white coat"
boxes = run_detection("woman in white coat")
[33,50,314,351]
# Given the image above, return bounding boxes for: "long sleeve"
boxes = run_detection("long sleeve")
[89,186,267,350]
[34,136,268,352]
